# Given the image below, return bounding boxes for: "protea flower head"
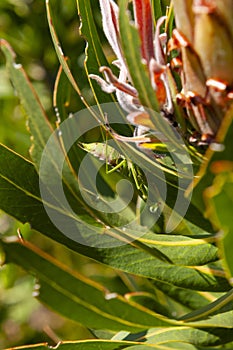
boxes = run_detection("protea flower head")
[90,0,233,145]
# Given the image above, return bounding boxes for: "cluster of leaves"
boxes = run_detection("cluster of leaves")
[0,0,233,349]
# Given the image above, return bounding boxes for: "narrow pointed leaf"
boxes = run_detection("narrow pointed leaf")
[46,0,89,109]
[143,326,233,347]
[53,64,73,122]
[204,168,233,283]
[153,280,221,311]
[0,39,53,168]
[77,0,116,104]
[1,239,174,331]
[152,0,163,21]
[180,288,233,324]
[119,0,159,111]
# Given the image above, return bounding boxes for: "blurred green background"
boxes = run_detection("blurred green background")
[0,0,88,156]
[0,0,111,347]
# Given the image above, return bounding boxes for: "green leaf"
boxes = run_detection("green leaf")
[46,0,92,112]
[152,280,221,311]
[108,325,233,348]
[76,0,116,105]
[191,98,233,283]
[204,168,233,283]
[1,239,174,331]
[119,0,159,112]
[143,326,233,347]
[0,145,230,292]
[0,39,53,168]
[152,0,163,21]
[2,236,233,347]
[187,309,233,329]
[191,102,233,212]
[138,233,218,266]
[179,288,233,329]
[118,0,183,150]
[0,144,45,224]
[0,143,105,244]
[53,63,73,122]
